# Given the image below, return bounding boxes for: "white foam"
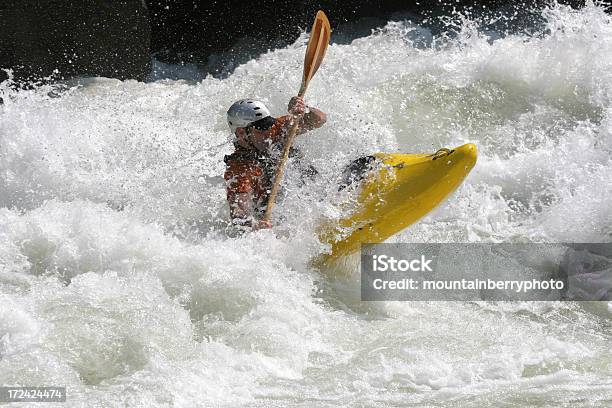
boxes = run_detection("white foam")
[1,3,611,405]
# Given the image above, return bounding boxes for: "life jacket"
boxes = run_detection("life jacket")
[223,115,318,208]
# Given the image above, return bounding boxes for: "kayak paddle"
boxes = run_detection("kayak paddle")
[262,10,331,223]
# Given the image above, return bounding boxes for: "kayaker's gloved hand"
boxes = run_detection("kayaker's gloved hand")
[288,96,307,115]
[253,220,273,230]
[231,216,272,232]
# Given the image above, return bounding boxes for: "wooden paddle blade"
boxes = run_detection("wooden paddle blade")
[300,10,331,95]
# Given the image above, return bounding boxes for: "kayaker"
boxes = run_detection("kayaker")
[224,96,327,230]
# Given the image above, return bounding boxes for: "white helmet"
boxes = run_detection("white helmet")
[227,99,271,133]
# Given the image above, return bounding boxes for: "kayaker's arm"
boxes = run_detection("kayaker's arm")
[299,107,326,132]
[287,96,327,134]
[251,98,325,148]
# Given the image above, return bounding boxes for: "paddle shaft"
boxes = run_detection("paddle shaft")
[261,11,329,224]
[261,89,306,223]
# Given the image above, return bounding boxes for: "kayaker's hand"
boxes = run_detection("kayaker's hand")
[253,220,273,230]
[288,96,306,115]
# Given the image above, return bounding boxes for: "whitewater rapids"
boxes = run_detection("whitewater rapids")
[1,3,611,407]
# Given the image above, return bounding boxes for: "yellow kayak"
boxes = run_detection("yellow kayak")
[315,143,478,264]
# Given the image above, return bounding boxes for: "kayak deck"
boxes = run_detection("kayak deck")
[315,143,478,264]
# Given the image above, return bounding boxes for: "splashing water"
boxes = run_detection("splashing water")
[1,3,611,407]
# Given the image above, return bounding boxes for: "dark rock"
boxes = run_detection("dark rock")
[145,0,415,68]
[0,0,151,83]
[146,0,589,76]
[0,0,594,84]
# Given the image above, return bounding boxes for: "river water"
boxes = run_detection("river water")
[1,3,611,407]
